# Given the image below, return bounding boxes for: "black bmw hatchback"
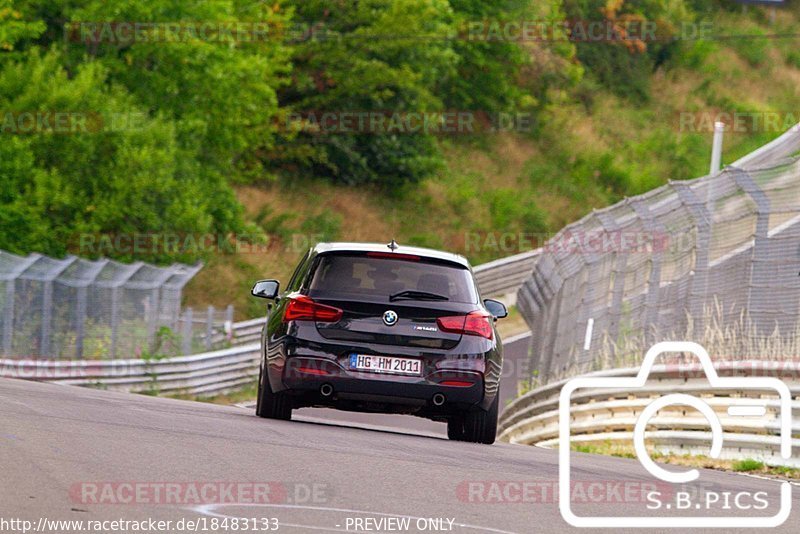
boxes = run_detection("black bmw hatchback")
[250,241,507,444]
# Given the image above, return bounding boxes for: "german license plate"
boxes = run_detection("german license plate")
[349,354,422,376]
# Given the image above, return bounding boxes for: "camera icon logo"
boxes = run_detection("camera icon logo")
[558,341,793,528]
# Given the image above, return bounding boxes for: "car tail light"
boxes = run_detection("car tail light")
[436,311,493,340]
[297,366,331,376]
[283,295,343,323]
[440,380,475,387]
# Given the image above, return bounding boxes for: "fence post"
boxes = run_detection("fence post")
[146,288,160,351]
[572,213,611,367]
[595,210,629,356]
[40,280,53,356]
[205,305,214,350]
[516,268,547,382]
[110,287,119,358]
[75,286,87,358]
[710,121,725,175]
[225,305,234,342]
[670,180,712,331]
[731,167,772,332]
[181,307,193,355]
[2,280,14,356]
[629,199,665,345]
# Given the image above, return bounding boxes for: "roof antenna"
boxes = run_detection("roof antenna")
[387,239,399,251]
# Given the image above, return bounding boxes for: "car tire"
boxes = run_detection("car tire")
[447,416,466,441]
[461,394,498,444]
[256,363,292,421]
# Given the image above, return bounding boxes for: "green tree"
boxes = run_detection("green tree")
[272,0,459,187]
[1,0,294,262]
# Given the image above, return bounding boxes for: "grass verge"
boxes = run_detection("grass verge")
[572,442,800,480]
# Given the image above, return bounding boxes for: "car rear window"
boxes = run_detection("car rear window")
[307,254,478,303]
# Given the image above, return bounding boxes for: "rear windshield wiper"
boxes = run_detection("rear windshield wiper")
[389,290,449,302]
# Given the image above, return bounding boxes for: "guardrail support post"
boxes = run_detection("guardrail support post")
[205,306,214,350]
[181,308,193,355]
[225,305,234,342]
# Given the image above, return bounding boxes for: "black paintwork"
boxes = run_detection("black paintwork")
[254,242,504,421]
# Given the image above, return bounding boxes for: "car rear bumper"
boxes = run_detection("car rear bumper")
[280,356,485,414]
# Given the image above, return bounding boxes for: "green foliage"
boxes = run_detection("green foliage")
[787,49,800,70]
[407,232,444,250]
[0,0,295,263]
[0,49,244,263]
[300,209,342,242]
[562,0,694,100]
[729,26,768,66]
[488,189,548,234]
[672,39,718,70]
[0,0,43,50]
[732,459,765,472]
[271,0,457,187]
[1,0,798,274]
[443,0,534,112]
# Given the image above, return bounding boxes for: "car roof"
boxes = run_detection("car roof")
[312,242,471,269]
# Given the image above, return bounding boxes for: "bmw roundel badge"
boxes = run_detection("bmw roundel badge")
[383,310,398,326]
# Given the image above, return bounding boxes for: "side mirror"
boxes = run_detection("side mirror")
[483,298,508,319]
[251,279,280,299]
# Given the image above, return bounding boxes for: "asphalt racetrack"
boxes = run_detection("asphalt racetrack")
[1,333,797,533]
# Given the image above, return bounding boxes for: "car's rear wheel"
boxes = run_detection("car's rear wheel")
[447,416,465,441]
[450,394,498,444]
[256,364,292,420]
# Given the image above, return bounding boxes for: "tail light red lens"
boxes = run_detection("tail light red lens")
[440,380,475,387]
[297,366,331,376]
[436,311,493,340]
[283,295,343,323]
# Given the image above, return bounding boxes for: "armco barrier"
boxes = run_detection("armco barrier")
[0,343,261,396]
[0,249,539,394]
[498,360,800,467]
[473,249,541,301]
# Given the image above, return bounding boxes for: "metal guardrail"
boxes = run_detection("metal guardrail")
[473,249,541,300]
[213,317,263,347]
[0,343,261,396]
[7,127,794,397]
[498,361,800,467]
[0,249,539,394]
